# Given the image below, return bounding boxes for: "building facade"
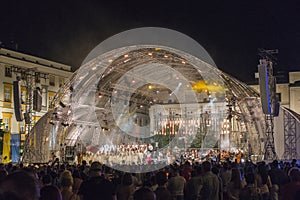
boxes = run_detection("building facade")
[0,48,72,162]
[250,71,300,114]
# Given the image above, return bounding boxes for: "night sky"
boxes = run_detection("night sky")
[1,0,299,83]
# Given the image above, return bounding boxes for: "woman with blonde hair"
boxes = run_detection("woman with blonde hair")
[59,170,80,200]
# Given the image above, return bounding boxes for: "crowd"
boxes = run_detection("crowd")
[0,157,299,200]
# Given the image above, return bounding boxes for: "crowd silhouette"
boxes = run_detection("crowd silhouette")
[0,157,299,200]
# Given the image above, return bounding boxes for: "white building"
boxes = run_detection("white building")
[250,71,300,114]
[0,48,72,162]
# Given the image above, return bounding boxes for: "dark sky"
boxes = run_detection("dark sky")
[1,0,300,83]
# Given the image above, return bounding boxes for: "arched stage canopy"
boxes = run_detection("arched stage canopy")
[24,28,268,172]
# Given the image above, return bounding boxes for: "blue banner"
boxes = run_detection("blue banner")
[11,134,20,163]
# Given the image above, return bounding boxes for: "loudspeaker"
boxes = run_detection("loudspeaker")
[258,64,272,114]
[24,112,30,124]
[13,81,23,121]
[33,87,42,112]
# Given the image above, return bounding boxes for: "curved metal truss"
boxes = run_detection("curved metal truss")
[23,45,266,163]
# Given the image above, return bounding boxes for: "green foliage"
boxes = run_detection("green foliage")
[153,134,175,148]
[190,128,204,148]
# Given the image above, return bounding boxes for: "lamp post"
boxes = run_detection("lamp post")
[226,104,233,151]
[0,119,4,156]
[200,111,210,156]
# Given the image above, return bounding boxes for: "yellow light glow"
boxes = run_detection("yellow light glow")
[148,85,153,90]
[192,80,223,92]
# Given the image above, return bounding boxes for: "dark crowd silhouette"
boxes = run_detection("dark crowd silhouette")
[0,157,299,200]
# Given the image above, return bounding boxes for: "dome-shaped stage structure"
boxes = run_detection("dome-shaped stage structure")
[23,28,266,172]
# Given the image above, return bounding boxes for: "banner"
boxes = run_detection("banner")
[11,134,20,163]
[2,132,11,163]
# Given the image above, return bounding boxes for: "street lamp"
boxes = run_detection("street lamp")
[200,111,210,155]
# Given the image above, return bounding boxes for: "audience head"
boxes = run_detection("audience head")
[289,168,300,182]
[202,161,211,173]
[42,174,53,186]
[122,173,133,186]
[59,170,73,188]
[156,171,168,186]
[88,161,102,176]
[133,187,156,200]
[0,170,40,200]
[245,172,255,185]
[40,185,62,200]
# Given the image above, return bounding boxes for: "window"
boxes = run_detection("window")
[42,87,47,109]
[5,66,12,77]
[2,112,12,133]
[59,77,65,87]
[276,93,282,102]
[21,86,27,104]
[49,75,55,86]
[3,83,12,102]
[35,72,40,83]
[19,121,25,134]
[48,91,55,108]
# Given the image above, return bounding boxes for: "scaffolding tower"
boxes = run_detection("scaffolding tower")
[283,108,298,159]
[12,66,48,163]
[258,49,279,161]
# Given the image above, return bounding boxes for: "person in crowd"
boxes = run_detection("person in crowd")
[168,168,186,200]
[185,167,202,200]
[268,160,288,200]
[78,161,116,200]
[239,172,260,200]
[198,161,220,200]
[220,162,232,200]
[255,162,272,200]
[182,161,192,182]
[154,171,171,200]
[0,170,40,200]
[281,168,300,200]
[59,170,80,200]
[72,169,83,195]
[0,168,8,182]
[133,187,156,200]
[116,173,135,200]
[41,174,53,187]
[40,185,62,200]
[212,166,223,200]
[227,168,242,200]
